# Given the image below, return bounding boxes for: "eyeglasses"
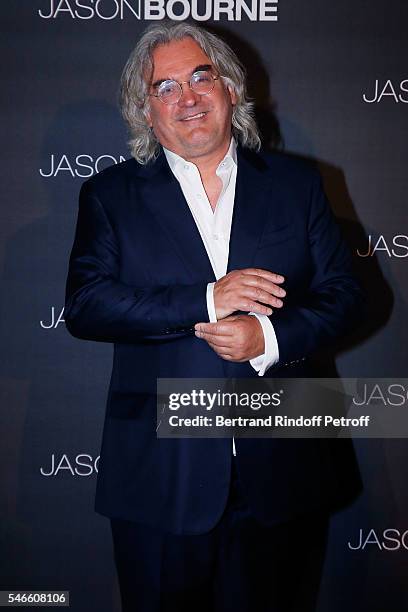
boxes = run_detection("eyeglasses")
[149,70,220,105]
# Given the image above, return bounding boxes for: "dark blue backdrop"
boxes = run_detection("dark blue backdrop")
[1,2,407,610]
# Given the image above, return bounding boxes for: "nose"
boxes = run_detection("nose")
[177,82,200,107]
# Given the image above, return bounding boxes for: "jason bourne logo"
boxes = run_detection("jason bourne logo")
[38,0,278,21]
[357,234,408,258]
[348,528,408,551]
[40,453,100,476]
[40,306,65,329]
[363,79,408,104]
[352,383,408,407]
[39,154,127,178]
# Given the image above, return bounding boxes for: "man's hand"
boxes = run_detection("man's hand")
[195,314,265,362]
[213,269,285,319]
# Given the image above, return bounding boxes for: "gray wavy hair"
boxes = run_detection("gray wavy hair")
[120,22,261,164]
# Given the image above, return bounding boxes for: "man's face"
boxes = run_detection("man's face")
[145,37,237,162]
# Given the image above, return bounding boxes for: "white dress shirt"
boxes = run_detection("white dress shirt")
[163,139,279,454]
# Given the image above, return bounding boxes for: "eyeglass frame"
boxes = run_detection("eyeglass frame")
[148,69,220,105]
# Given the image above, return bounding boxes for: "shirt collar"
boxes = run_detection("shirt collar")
[163,138,237,175]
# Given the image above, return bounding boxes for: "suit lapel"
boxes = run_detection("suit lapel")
[227,147,275,272]
[137,152,216,283]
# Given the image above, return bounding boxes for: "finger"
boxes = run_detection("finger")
[194,322,235,335]
[195,330,233,345]
[242,277,286,298]
[242,287,284,308]
[234,301,273,316]
[197,332,234,346]
[241,269,285,284]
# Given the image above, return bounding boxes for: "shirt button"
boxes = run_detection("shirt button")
[213,234,219,240]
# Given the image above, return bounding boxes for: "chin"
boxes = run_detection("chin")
[184,132,222,153]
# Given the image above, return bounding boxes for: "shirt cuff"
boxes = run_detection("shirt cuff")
[206,282,217,323]
[248,313,279,376]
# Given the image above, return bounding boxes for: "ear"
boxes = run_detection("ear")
[227,84,237,106]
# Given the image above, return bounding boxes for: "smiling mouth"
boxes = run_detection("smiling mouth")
[180,111,208,121]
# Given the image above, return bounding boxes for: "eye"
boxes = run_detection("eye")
[158,80,178,98]
[192,71,212,85]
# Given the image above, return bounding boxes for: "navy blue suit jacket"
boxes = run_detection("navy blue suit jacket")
[65,146,363,534]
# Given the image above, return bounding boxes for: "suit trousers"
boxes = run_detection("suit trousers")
[111,457,329,612]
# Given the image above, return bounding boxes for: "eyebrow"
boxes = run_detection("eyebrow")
[151,64,213,89]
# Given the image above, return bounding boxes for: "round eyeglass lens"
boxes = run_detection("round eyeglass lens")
[158,80,181,104]
[191,71,215,94]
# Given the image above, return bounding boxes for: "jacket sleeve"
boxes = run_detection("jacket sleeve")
[271,170,365,367]
[64,180,209,343]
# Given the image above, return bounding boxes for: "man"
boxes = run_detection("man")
[65,22,363,612]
